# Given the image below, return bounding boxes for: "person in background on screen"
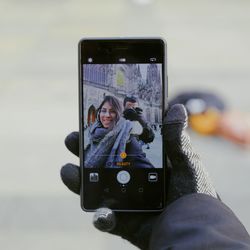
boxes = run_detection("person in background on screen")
[123,96,155,151]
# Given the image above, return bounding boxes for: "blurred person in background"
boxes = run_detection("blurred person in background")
[170,91,250,146]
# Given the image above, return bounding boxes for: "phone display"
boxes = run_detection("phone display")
[79,38,167,211]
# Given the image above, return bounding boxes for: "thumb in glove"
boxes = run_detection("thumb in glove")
[163,104,218,203]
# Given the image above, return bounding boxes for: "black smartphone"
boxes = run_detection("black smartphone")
[79,38,167,211]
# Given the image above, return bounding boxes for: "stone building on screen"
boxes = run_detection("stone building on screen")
[83,64,162,127]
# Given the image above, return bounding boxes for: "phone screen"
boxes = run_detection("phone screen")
[79,39,167,211]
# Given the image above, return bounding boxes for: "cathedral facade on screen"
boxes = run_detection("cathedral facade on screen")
[83,64,162,127]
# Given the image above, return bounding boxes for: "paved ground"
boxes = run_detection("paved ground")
[1,1,250,249]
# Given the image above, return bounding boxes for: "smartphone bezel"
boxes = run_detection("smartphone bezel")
[79,37,168,212]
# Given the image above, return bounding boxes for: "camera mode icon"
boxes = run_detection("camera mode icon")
[89,173,99,182]
[148,173,158,182]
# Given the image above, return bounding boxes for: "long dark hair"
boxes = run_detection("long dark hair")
[97,95,123,126]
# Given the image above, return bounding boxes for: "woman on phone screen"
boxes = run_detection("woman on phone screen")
[84,95,154,168]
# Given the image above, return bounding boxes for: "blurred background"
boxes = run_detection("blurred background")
[1,0,250,249]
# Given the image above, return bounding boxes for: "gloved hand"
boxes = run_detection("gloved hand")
[60,104,218,250]
[123,107,143,122]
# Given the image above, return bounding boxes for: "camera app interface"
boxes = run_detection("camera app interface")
[83,63,163,170]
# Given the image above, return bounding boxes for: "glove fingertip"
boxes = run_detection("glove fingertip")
[93,208,116,232]
[165,104,187,124]
[60,164,80,195]
[65,132,79,156]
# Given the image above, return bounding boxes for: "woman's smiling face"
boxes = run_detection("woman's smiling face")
[99,101,117,128]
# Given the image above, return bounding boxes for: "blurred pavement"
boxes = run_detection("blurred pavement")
[0,1,250,249]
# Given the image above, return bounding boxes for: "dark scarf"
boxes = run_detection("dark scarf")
[85,117,133,168]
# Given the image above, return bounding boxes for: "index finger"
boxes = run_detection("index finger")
[65,131,79,156]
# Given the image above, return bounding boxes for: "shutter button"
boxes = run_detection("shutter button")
[117,170,130,184]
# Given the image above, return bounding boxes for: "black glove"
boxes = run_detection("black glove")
[123,107,143,122]
[61,104,218,250]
